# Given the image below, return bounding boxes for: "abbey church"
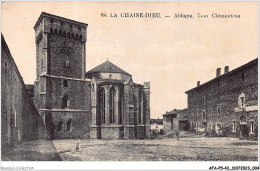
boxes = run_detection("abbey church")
[2,12,150,146]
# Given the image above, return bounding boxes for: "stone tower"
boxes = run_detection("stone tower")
[33,12,91,140]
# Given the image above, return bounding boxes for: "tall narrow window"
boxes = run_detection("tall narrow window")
[118,88,123,124]
[240,97,245,107]
[100,88,105,124]
[63,80,68,87]
[241,72,245,79]
[109,87,115,123]
[67,119,72,132]
[250,121,254,134]
[138,89,142,124]
[202,111,206,120]
[238,92,246,108]
[232,121,237,132]
[217,107,221,116]
[62,95,68,109]
[57,122,63,132]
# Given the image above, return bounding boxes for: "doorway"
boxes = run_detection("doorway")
[240,124,247,139]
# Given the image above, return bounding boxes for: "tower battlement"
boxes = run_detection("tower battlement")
[34,12,88,42]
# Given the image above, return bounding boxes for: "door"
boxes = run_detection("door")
[240,124,247,139]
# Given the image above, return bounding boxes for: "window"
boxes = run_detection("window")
[63,80,68,87]
[240,97,245,107]
[4,61,7,73]
[70,24,72,28]
[100,88,105,123]
[238,92,246,108]
[138,89,142,124]
[217,107,221,116]
[218,92,220,100]
[241,72,245,79]
[250,121,254,134]
[191,110,193,116]
[232,121,237,132]
[202,111,206,120]
[78,27,81,32]
[61,95,68,109]
[203,96,206,104]
[109,87,115,123]
[57,122,63,132]
[67,119,72,132]
[50,19,53,23]
[65,59,70,67]
[41,59,44,69]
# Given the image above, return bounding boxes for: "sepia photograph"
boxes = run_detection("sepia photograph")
[1,1,259,170]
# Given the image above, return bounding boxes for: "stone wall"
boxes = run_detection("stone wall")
[1,34,45,148]
[186,59,258,139]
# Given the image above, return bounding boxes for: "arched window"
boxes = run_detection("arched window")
[62,95,68,109]
[100,88,105,123]
[50,28,53,34]
[67,119,72,132]
[138,89,142,124]
[109,87,115,123]
[57,122,63,132]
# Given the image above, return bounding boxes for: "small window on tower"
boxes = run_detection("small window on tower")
[78,27,81,32]
[70,24,73,28]
[241,72,245,79]
[63,80,68,87]
[50,19,54,23]
[65,59,70,68]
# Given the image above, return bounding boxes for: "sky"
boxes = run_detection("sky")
[1,1,258,119]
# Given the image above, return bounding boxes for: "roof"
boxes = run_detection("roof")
[185,58,258,94]
[150,119,163,124]
[163,108,187,116]
[86,60,131,77]
[34,12,88,30]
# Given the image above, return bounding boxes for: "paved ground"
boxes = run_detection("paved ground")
[1,140,62,161]
[52,133,258,161]
[2,133,257,161]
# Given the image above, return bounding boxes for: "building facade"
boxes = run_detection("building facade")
[87,60,151,139]
[185,59,258,139]
[1,34,45,149]
[33,12,150,140]
[163,109,188,134]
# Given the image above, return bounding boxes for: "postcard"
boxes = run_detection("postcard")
[1,1,259,170]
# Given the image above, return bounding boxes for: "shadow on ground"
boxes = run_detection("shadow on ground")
[2,140,62,161]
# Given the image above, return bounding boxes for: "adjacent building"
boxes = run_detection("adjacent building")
[151,118,163,133]
[163,109,189,134]
[185,59,258,139]
[1,34,45,148]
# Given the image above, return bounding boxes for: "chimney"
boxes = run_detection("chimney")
[224,66,229,74]
[216,68,221,77]
[197,81,200,87]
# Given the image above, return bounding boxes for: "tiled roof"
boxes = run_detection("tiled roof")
[86,60,131,76]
